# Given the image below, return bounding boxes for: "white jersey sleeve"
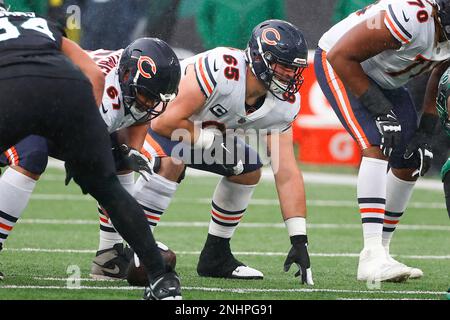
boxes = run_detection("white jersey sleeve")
[85,49,136,133]
[181,47,301,133]
[320,0,438,89]
[384,0,434,53]
[193,47,237,101]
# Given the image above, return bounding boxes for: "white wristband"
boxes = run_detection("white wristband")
[193,128,216,149]
[285,217,307,237]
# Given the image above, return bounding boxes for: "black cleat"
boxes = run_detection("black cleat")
[90,243,133,280]
[143,271,182,300]
[197,234,263,279]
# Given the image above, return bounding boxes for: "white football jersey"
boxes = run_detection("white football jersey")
[319,0,442,89]
[88,49,136,133]
[180,47,301,133]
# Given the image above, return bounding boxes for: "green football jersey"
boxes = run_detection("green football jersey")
[436,67,450,137]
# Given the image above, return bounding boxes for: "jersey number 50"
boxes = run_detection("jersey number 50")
[0,17,55,42]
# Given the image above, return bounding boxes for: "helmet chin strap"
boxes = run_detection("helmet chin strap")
[270,77,289,93]
[126,100,148,121]
[245,47,259,81]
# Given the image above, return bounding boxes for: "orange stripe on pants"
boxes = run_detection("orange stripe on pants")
[321,51,371,149]
[143,133,167,158]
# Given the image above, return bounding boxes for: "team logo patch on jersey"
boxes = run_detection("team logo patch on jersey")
[262,28,281,46]
[137,56,157,79]
[210,104,228,118]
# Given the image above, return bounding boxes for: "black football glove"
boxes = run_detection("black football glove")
[404,131,433,178]
[114,144,153,181]
[375,110,402,157]
[358,82,401,157]
[403,114,438,178]
[283,235,314,285]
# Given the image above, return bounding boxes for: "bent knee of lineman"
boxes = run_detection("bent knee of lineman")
[21,150,49,176]
[7,149,49,179]
[227,167,261,185]
[155,156,186,183]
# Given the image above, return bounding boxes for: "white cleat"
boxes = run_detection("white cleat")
[408,268,424,279]
[357,246,410,283]
[231,265,264,279]
[385,251,423,280]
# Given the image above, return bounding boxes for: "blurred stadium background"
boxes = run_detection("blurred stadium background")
[1,0,448,301]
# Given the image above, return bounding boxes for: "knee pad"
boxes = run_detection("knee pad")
[134,173,178,210]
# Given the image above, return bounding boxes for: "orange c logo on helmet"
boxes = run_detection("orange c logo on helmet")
[262,28,281,46]
[137,56,157,79]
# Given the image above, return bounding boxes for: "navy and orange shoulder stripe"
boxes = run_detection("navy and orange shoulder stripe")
[385,4,412,44]
[194,54,217,98]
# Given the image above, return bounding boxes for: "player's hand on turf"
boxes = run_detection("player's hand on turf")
[404,131,433,178]
[283,235,314,285]
[375,110,401,157]
[117,144,153,181]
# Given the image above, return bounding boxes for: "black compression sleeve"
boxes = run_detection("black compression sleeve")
[358,81,393,117]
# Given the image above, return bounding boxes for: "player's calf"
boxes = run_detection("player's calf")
[197,177,263,279]
[197,234,263,279]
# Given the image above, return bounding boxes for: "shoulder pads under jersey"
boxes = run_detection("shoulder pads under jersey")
[384,0,435,46]
[194,47,244,98]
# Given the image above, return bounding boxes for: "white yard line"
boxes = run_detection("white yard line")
[28,193,448,210]
[337,298,438,300]
[183,287,447,296]
[4,247,450,259]
[16,219,450,232]
[0,285,138,290]
[1,282,446,297]
[46,159,444,191]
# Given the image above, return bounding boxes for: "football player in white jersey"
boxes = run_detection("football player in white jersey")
[99,20,315,285]
[314,0,450,282]
[0,38,182,297]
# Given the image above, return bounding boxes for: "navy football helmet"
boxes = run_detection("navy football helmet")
[118,37,181,122]
[245,19,308,101]
[0,0,5,9]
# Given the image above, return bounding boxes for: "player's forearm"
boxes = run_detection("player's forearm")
[327,53,371,97]
[326,11,400,98]
[61,37,105,106]
[117,123,150,150]
[274,168,308,239]
[152,116,198,145]
[274,167,307,220]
